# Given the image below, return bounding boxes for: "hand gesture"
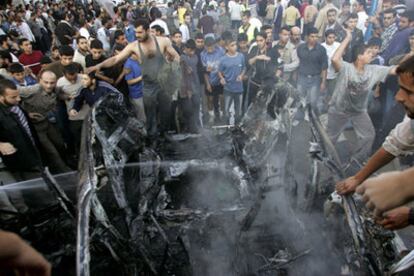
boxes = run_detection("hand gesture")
[376,206,410,230]
[69,109,78,117]
[28,112,44,121]
[0,142,17,155]
[336,176,361,195]
[220,78,226,85]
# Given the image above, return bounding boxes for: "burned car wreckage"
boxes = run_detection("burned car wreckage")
[0,79,412,275]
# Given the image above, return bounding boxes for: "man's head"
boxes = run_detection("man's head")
[306,27,319,46]
[59,45,74,66]
[395,55,414,118]
[242,10,251,25]
[237,33,248,50]
[225,37,238,54]
[327,8,337,25]
[290,26,301,43]
[76,36,89,52]
[279,26,290,44]
[90,39,104,60]
[352,44,373,64]
[114,30,127,46]
[353,0,365,12]
[134,19,150,42]
[63,63,80,83]
[19,38,32,55]
[262,25,273,43]
[39,70,57,93]
[324,29,336,45]
[382,9,396,28]
[151,25,165,36]
[367,37,382,57]
[101,17,113,29]
[195,33,204,49]
[398,11,412,30]
[342,1,351,13]
[184,13,191,25]
[172,31,183,45]
[81,72,97,89]
[8,63,25,83]
[255,31,267,50]
[40,56,52,70]
[0,79,20,107]
[0,35,10,49]
[183,39,196,56]
[204,36,216,52]
[346,13,359,30]
[382,0,393,11]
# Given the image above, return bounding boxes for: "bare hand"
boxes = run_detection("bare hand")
[69,109,78,117]
[376,206,410,230]
[257,55,271,61]
[236,75,243,82]
[336,176,361,195]
[28,112,44,121]
[85,66,98,74]
[0,142,17,155]
[220,78,226,85]
[320,81,326,93]
[206,65,213,72]
[356,171,411,216]
[206,84,212,93]
[0,232,51,276]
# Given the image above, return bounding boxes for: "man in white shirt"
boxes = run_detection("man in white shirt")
[353,0,368,35]
[149,9,170,36]
[97,17,112,53]
[179,14,192,43]
[78,18,91,40]
[229,0,244,29]
[73,36,89,70]
[321,29,340,106]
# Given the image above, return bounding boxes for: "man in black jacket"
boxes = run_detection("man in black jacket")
[0,79,43,181]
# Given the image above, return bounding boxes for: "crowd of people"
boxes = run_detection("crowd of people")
[1,0,414,271]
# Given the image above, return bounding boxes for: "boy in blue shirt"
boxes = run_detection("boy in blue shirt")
[124,52,146,122]
[8,62,37,87]
[218,37,245,124]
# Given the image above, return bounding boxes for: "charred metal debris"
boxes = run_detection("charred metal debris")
[0,79,410,275]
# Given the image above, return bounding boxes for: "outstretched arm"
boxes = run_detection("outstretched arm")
[90,42,137,72]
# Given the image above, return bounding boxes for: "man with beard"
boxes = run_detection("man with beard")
[322,8,346,43]
[337,55,414,230]
[0,79,43,180]
[73,36,89,70]
[88,19,179,138]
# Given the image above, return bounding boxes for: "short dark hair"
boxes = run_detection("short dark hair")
[383,8,396,17]
[307,27,319,35]
[351,44,369,62]
[255,31,267,40]
[113,44,125,52]
[279,26,290,33]
[237,33,248,42]
[76,36,87,44]
[396,55,414,77]
[221,30,233,41]
[63,63,80,75]
[8,62,24,74]
[184,39,196,50]
[90,39,103,50]
[172,30,182,36]
[151,25,165,34]
[399,11,412,21]
[18,38,30,46]
[348,12,359,20]
[367,37,382,48]
[324,29,336,37]
[59,45,74,57]
[195,32,204,40]
[0,35,8,45]
[0,51,12,62]
[262,24,272,31]
[0,79,17,95]
[40,56,52,65]
[114,29,125,41]
[243,10,251,17]
[134,19,150,30]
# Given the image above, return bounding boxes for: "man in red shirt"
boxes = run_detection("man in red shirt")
[18,38,43,76]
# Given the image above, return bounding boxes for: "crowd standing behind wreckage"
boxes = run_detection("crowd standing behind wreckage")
[1,0,414,273]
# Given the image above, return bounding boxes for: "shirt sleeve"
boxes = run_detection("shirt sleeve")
[320,46,328,71]
[383,116,414,156]
[369,64,392,84]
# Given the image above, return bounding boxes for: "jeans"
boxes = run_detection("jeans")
[224,90,243,124]
[131,97,147,123]
[326,107,375,163]
[297,74,321,112]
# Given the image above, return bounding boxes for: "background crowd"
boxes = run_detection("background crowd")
[0,0,414,251]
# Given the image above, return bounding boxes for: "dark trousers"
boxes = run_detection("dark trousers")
[34,121,69,173]
[69,120,83,157]
[143,82,171,137]
[211,84,223,119]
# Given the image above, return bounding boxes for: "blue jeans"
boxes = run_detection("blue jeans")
[224,90,243,124]
[297,74,321,111]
